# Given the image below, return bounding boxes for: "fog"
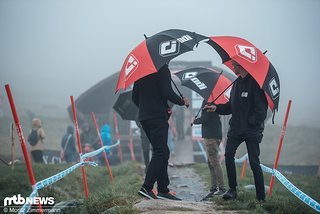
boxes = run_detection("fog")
[0,0,319,127]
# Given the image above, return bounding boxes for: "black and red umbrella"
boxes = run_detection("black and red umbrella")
[174,67,237,104]
[116,29,208,91]
[113,89,138,121]
[206,36,280,111]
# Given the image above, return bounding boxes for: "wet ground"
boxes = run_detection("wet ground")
[168,165,208,201]
[168,139,208,201]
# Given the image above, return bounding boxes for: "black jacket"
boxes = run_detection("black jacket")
[132,65,184,121]
[193,108,222,139]
[216,74,267,137]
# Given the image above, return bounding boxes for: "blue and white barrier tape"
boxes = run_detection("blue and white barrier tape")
[236,154,320,212]
[36,161,97,190]
[19,140,121,214]
[20,161,96,213]
[80,140,120,161]
[273,169,320,212]
[234,154,248,164]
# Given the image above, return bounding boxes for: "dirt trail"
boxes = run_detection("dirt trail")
[134,140,239,213]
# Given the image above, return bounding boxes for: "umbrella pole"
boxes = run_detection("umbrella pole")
[208,77,238,105]
[191,78,238,126]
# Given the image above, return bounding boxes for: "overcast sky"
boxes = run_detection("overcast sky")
[0,0,319,127]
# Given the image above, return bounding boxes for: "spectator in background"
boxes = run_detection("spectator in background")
[28,118,45,163]
[60,126,77,163]
[167,116,177,161]
[95,123,113,165]
[80,122,94,153]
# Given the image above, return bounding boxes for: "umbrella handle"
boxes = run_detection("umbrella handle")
[192,77,238,125]
[190,108,202,127]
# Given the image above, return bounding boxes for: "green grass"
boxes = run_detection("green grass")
[0,162,143,213]
[193,163,320,214]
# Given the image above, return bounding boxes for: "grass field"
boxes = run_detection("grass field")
[193,163,320,214]
[0,162,142,213]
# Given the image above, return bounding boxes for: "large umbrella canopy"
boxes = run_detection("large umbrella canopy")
[206,36,280,111]
[174,67,237,104]
[113,89,138,121]
[116,29,208,91]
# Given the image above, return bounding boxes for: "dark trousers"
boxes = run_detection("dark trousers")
[225,134,265,200]
[141,118,170,193]
[140,133,151,172]
[31,150,44,163]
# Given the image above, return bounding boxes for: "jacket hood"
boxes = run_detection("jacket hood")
[32,118,42,128]
[101,124,111,133]
[67,126,74,134]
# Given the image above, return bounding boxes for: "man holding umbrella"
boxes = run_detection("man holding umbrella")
[132,64,189,200]
[206,60,268,204]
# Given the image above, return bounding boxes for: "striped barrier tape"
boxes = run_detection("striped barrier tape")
[236,154,320,212]
[273,169,320,212]
[234,154,248,164]
[19,141,121,214]
[20,161,96,213]
[80,140,120,161]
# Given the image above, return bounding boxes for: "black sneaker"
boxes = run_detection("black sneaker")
[201,191,215,201]
[222,189,237,200]
[157,192,182,200]
[138,187,157,199]
[213,188,226,196]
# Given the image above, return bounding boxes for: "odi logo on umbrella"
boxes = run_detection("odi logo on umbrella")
[159,35,193,57]
[235,45,257,63]
[125,54,139,78]
[181,71,207,90]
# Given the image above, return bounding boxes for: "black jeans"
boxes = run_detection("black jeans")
[140,133,151,172]
[31,150,44,163]
[225,134,265,200]
[141,118,170,193]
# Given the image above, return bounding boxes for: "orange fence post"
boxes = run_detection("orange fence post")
[268,100,292,196]
[91,112,114,182]
[70,96,89,199]
[241,159,247,179]
[5,84,43,213]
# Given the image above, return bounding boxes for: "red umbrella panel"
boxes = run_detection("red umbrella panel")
[206,36,280,111]
[174,67,237,104]
[116,29,208,92]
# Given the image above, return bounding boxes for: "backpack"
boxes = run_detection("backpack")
[28,129,38,146]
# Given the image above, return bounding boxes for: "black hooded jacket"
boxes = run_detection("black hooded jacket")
[132,64,184,121]
[216,74,268,137]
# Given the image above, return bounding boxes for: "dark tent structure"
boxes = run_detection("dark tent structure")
[67,71,120,127]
